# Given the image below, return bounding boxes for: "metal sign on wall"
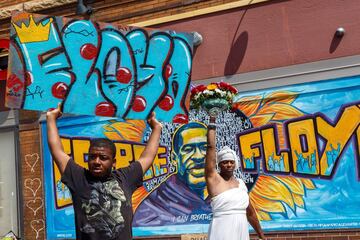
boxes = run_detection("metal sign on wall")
[42,74,360,238]
[6,12,194,123]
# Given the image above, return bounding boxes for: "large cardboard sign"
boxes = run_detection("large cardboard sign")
[7,12,193,122]
[42,75,360,238]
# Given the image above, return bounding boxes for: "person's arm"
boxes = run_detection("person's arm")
[205,116,221,197]
[246,201,266,239]
[137,112,163,173]
[205,116,217,177]
[46,103,70,175]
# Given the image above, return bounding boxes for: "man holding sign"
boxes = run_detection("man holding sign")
[46,104,162,240]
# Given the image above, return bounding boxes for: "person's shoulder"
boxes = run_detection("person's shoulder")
[236,178,246,185]
[114,161,142,175]
[118,161,142,170]
[64,157,85,172]
[237,178,248,191]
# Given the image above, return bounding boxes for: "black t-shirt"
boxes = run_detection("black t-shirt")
[61,159,143,240]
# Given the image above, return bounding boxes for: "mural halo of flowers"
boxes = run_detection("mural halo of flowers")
[190,81,238,117]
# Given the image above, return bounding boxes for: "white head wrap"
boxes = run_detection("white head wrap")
[217,146,239,170]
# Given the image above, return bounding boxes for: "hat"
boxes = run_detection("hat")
[217,146,239,170]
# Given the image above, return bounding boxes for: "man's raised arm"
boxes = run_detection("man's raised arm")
[137,112,163,173]
[46,104,70,175]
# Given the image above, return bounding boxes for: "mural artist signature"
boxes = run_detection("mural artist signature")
[7,89,21,97]
[26,86,44,99]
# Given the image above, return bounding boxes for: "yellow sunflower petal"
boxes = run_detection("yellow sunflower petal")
[263,91,297,105]
[292,193,305,208]
[127,119,147,129]
[252,175,295,210]
[257,103,304,121]
[275,176,305,195]
[103,125,115,131]
[256,210,272,221]
[132,186,150,212]
[103,132,126,141]
[103,120,146,142]
[300,178,316,190]
[250,191,287,213]
[250,114,274,127]
[233,95,262,116]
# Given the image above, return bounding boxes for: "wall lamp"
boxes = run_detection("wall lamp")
[335,27,345,37]
[192,31,203,47]
[76,0,93,19]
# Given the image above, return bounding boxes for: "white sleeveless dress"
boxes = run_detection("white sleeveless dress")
[208,179,249,240]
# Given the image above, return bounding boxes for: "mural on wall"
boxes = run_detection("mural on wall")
[6,12,194,123]
[42,75,360,238]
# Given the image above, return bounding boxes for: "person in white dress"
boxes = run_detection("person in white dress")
[205,116,265,240]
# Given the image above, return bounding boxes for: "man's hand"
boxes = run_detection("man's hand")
[209,116,216,123]
[46,103,63,121]
[147,112,162,130]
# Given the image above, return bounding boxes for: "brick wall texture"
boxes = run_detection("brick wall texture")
[132,230,360,240]
[19,123,45,240]
[0,0,238,39]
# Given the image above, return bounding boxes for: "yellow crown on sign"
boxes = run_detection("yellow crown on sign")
[12,15,53,43]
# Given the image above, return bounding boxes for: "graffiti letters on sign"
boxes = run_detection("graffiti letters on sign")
[6,12,194,123]
[238,101,360,179]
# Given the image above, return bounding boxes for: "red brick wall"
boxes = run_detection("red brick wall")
[19,116,45,240]
[132,230,360,240]
[251,230,360,240]
[0,0,27,8]
[154,0,360,81]
[0,0,239,39]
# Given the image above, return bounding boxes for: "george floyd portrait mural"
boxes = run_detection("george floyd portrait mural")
[6,12,193,123]
[41,74,360,238]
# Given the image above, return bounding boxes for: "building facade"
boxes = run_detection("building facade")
[1,0,360,239]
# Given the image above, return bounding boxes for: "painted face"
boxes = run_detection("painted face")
[88,146,115,178]
[176,128,207,190]
[219,160,236,174]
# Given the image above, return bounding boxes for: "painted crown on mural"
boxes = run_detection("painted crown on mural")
[12,15,53,43]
